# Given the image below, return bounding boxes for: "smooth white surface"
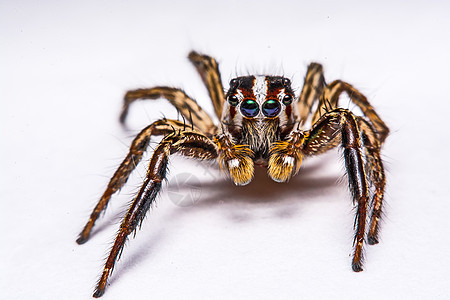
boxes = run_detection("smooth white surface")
[1,1,450,299]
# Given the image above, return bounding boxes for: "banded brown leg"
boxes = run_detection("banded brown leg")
[297,62,326,125]
[358,118,386,245]
[93,130,218,297]
[188,51,225,119]
[303,109,370,271]
[76,119,195,244]
[120,86,216,135]
[312,80,389,144]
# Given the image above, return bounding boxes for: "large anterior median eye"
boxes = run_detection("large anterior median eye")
[240,99,259,117]
[262,99,281,117]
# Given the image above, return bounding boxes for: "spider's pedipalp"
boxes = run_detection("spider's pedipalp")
[215,133,254,186]
[267,131,305,182]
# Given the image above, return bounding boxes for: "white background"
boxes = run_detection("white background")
[1,1,450,299]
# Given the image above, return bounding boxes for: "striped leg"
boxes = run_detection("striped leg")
[303,109,370,272]
[297,63,325,125]
[312,80,389,144]
[357,118,386,245]
[188,51,225,119]
[93,130,218,297]
[76,119,195,244]
[120,87,216,135]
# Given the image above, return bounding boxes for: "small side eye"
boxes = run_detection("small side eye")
[228,95,239,106]
[282,94,293,105]
[230,78,238,86]
[282,78,291,86]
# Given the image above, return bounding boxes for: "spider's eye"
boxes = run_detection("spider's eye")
[240,99,259,117]
[230,78,238,86]
[228,95,239,106]
[282,94,293,105]
[262,99,281,117]
[282,78,291,86]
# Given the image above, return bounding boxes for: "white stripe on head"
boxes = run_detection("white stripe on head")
[235,89,244,101]
[277,88,286,100]
[252,76,267,104]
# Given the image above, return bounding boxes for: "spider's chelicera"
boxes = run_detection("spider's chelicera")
[77,51,389,297]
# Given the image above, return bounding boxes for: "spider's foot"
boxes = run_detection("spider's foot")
[76,235,88,245]
[352,261,364,272]
[352,240,364,272]
[367,235,379,245]
[76,228,92,244]
[93,288,105,298]
[217,141,254,186]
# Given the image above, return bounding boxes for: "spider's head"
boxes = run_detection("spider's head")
[224,75,296,122]
[222,75,298,158]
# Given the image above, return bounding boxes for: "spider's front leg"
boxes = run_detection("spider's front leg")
[303,109,370,272]
[76,119,201,244]
[93,130,218,297]
[357,118,386,245]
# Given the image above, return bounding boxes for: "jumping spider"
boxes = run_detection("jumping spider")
[77,51,389,297]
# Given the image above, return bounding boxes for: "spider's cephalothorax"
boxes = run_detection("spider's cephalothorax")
[218,75,299,185]
[224,76,297,156]
[77,51,389,297]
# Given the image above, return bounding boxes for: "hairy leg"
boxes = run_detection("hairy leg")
[312,80,389,144]
[303,109,370,271]
[93,130,218,297]
[297,62,325,125]
[76,119,195,244]
[120,86,216,135]
[188,51,225,119]
[358,118,386,245]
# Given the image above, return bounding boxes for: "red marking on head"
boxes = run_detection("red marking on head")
[266,87,282,101]
[230,106,236,119]
[285,105,292,118]
[239,87,256,100]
